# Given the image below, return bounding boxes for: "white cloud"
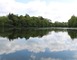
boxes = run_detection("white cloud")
[0,0,77,22]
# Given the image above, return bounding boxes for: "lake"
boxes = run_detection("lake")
[0,28,77,60]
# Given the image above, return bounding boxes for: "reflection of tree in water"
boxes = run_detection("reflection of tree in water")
[67,29,77,39]
[0,28,52,40]
[0,27,71,41]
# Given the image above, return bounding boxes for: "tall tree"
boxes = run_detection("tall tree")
[68,15,77,27]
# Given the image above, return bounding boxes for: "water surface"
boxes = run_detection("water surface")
[0,28,77,60]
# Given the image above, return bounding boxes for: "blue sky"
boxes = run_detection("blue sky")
[0,0,77,22]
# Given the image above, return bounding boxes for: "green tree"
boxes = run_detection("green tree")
[8,13,19,27]
[68,15,77,27]
[0,13,53,27]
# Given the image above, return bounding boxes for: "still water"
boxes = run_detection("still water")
[0,28,77,60]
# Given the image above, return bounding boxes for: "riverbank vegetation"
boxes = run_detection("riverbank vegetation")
[0,13,77,27]
[68,15,77,27]
[0,13,52,27]
[0,13,68,27]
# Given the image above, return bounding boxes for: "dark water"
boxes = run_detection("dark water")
[0,28,77,60]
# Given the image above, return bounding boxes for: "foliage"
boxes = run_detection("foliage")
[52,21,68,27]
[68,15,77,27]
[5,13,52,27]
[0,13,69,27]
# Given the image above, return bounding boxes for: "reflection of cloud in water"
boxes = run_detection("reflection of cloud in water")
[41,58,61,60]
[0,31,77,54]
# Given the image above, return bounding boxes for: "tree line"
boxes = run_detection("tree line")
[0,13,69,27]
[0,13,77,27]
[0,13,52,27]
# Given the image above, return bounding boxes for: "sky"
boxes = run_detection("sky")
[0,0,77,22]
